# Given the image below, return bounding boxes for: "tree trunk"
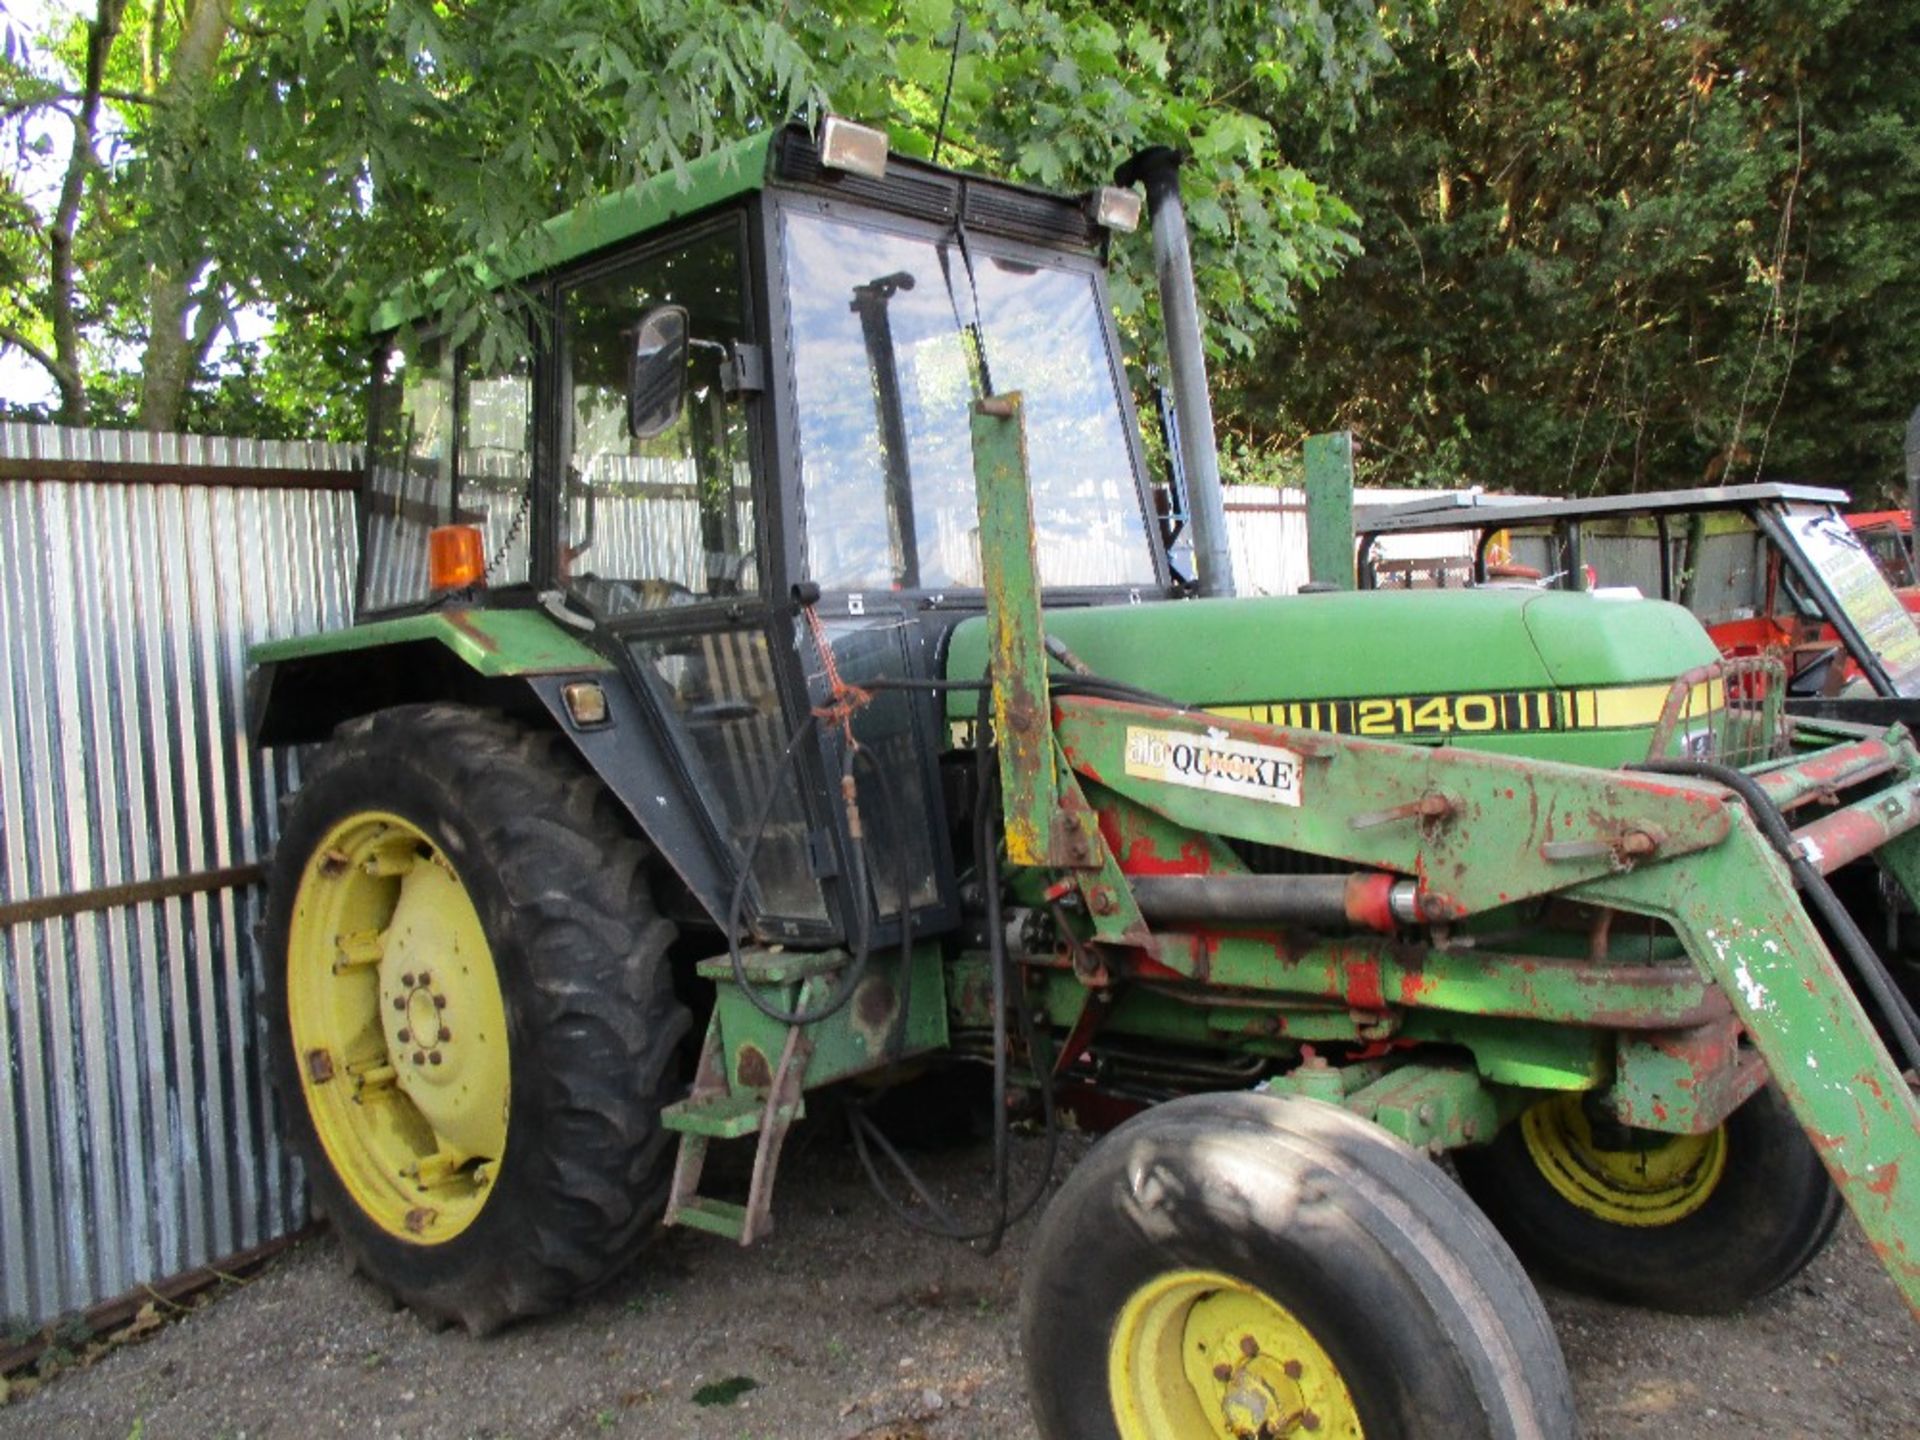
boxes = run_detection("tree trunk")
[136,0,235,433]
[47,0,129,426]
[139,270,199,431]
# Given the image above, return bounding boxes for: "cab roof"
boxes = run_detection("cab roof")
[370,130,777,333]
[1355,483,1852,536]
[370,123,1110,335]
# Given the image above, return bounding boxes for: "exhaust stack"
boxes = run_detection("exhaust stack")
[1117,147,1237,598]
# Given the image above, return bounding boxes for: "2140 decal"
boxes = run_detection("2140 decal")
[1210,680,1718,740]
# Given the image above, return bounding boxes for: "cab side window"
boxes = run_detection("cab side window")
[360,334,534,612]
[459,349,535,586]
[561,222,756,613]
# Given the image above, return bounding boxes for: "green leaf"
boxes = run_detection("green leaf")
[904,0,955,38]
[692,1375,759,1407]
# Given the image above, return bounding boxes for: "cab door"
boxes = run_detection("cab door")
[556,212,836,941]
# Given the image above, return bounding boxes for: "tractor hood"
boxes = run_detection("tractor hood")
[942,588,1723,760]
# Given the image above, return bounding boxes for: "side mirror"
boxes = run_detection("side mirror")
[627,304,690,439]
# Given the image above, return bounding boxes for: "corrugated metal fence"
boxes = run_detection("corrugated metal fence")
[1223,485,1442,594]
[0,424,359,1329]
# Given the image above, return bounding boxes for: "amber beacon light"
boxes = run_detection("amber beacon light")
[428,524,487,591]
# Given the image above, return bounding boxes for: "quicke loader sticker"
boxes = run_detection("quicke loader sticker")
[1124,726,1304,806]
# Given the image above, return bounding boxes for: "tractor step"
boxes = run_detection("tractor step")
[661,1091,804,1140]
[663,1021,814,1247]
[665,942,947,1246]
[694,947,849,986]
[669,1195,753,1242]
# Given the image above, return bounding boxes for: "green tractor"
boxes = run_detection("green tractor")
[250,118,1920,1438]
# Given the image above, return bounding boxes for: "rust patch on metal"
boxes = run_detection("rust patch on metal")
[736,1044,773,1090]
[1346,958,1387,1012]
[1867,1161,1901,1199]
[854,975,897,1030]
[441,608,500,653]
[404,1206,435,1234]
[304,1049,334,1084]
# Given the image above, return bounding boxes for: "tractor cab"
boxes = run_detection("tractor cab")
[1848,508,1920,595]
[263,120,1167,955]
[1356,483,1920,725]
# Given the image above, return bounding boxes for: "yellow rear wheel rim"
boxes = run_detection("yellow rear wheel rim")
[287,811,511,1243]
[1109,1269,1364,1439]
[1521,1094,1726,1227]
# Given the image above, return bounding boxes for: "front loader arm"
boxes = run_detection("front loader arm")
[1054,697,1920,1302]
[1577,826,1920,1299]
[968,392,1920,1318]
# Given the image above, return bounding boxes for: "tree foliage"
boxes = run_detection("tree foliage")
[1238,0,1920,500]
[15,0,1913,499]
[1,0,1403,435]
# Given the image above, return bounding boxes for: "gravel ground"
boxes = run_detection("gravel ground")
[3,1127,1916,1440]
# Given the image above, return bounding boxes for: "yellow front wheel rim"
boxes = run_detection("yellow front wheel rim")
[1109,1269,1364,1439]
[1521,1094,1726,1227]
[287,811,511,1243]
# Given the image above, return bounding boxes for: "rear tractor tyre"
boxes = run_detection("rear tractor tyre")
[263,704,689,1333]
[1452,1085,1840,1314]
[1021,1092,1576,1440]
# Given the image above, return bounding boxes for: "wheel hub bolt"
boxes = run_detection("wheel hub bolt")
[391,997,405,1011]
[429,1052,443,1066]
[1301,1413,1320,1432]
[402,973,416,986]
[1283,1360,1302,1380]
[413,1051,426,1065]
[439,1027,452,1042]
[1213,1363,1234,1382]
[1240,1335,1260,1358]
[398,1029,411,1043]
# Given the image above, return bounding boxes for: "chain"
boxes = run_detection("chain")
[481,478,535,584]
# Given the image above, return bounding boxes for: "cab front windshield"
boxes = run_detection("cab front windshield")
[1778,504,1920,694]
[781,208,1158,592]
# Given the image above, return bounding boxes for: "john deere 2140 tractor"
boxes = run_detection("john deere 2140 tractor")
[250,118,1920,1439]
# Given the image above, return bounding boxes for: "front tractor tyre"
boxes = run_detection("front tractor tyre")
[263,704,688,1333]
[1452,1086,1841,1314]
[1022,1092,1577,1440]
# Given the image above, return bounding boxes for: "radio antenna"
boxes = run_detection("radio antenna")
[931,15,963,165]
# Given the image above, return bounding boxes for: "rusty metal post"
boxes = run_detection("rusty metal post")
[971,393,1062,866]
[1304,431,1356,590]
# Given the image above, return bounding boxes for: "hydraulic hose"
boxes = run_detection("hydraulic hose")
[844,673,1060,1249]
[725,714,882,1027]
[723,637,950,1027]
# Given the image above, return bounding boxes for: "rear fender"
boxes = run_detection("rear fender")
[249,608,732,922]
[248,608,613,746]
